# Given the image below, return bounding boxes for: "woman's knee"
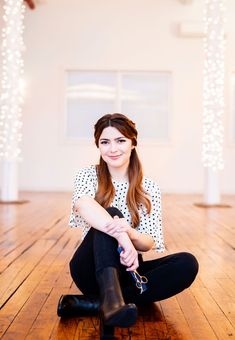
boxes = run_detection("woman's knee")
[93,227,118,248]
[106,206,124,218]
[178,252,199,285]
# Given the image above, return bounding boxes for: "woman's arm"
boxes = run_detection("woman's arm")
[128,227,154,252]
[74,195,113,231]
[76,196,153,251]
[106,217,154,252]
[74,195,139,271]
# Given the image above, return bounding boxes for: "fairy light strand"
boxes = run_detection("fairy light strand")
[202,0,226,171]
[0,0,25,161]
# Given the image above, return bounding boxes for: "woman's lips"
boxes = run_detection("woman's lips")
[108,155,121,160]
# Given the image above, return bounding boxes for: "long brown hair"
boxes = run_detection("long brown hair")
[94,113,151,228]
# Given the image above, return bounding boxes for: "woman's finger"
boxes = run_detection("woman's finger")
[122,254,134,265]
[126,258,139,272]
[123,253,137,267]
[120,257,126,266]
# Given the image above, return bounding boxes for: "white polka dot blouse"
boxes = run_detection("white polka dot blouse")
[69,165,165,253]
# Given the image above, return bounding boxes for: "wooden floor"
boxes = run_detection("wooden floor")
[0,192,234,340]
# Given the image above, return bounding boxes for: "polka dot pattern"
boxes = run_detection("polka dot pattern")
[69,165,165,252]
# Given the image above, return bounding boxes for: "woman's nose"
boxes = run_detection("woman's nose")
[110,142,118,152]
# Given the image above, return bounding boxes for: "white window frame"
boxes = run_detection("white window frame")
[60,69,173,146]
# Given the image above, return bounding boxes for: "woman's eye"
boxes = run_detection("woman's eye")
[100,141,108,145]
[118,139,126,143]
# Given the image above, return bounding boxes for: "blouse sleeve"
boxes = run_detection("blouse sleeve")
[69,167,96,228]
[137,182,165,253]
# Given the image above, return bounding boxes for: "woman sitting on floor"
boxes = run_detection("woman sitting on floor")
[58,113,199,331]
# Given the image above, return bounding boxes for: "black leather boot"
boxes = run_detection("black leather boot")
[97,267,137,328]
[57,295,100,317]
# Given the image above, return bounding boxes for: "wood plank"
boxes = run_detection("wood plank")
[191,285,235,339]
[159,296,194,339]
[199,277,235,326]
[0,234,77,338]
[0,192,234,339]
[176,289,217,339]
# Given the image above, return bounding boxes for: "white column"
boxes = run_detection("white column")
[0,0,25,202]
[1,160,18,201]
[203,167,220,205]
[202,0,225,205]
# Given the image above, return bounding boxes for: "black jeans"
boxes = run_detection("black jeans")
[69,207,199,305]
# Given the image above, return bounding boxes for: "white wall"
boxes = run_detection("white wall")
[0,0,235,193]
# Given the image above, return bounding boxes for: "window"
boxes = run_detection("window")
[65,71,171,142]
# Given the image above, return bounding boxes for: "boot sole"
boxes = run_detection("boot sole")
[103,304,137,328]
[57,295,100,317]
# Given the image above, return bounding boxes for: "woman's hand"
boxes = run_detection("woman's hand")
[105,215,154,253]
[116,232,139,271]
[105,216,133,239]
[106,216,139,270]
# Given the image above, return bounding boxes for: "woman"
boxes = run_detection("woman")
[58,113,198,330]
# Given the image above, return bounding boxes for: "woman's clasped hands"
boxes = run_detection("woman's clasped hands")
[106,215,131,237]
[105,216,139,272]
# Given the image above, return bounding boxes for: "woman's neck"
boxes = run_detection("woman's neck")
[108,166,129,182]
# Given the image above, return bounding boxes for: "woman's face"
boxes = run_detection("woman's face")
[98,126,134,173]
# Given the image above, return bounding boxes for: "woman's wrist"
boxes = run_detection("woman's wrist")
[127,227,137,241]
[127,228,154,251]
[116,231,130,244]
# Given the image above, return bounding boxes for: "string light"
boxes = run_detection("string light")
[202,0,226,171]
[0,0,25,161]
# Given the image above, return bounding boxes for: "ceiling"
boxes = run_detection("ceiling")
[23,0,194,11]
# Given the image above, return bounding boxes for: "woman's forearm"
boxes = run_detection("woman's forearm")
[75,195,153,252]
[105,215,154,252]
[74,196,139,268]
[128,228,154,252]
[74,195,113,232]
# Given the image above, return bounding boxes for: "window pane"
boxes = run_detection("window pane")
[121,73,170,140]
[65,71,171,141]
[67,100,114,138]
[66,71,116,138]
